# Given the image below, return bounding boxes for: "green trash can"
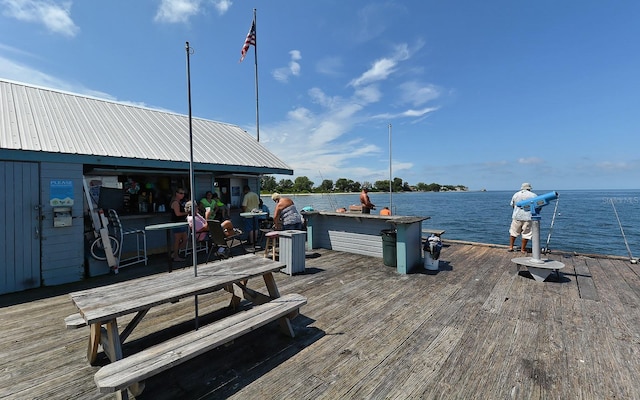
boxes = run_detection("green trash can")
[380,229,397,267]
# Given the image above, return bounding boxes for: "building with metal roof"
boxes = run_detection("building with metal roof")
[0,78,291,173]
[0,78,292,294]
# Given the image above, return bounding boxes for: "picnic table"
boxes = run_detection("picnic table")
[68,254,306,399]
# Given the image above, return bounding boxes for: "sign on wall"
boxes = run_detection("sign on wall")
[50,179,74,206]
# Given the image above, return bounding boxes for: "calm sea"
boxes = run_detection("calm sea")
[262,190,640,258]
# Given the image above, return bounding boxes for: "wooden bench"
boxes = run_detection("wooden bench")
[94,293,307,396]
[422,228,445,237]
[64,313,86,329]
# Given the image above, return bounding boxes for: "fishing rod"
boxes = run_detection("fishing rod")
[610,199,638,264]
[318,171,339,211]
[541,195,560,254]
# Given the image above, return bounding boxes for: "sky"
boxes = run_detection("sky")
[1,0,639,191]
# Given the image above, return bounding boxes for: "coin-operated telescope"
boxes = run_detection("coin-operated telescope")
[516,191,559,220]
[511,191,564,282]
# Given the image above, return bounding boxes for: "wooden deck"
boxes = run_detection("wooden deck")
[1,241,639,399]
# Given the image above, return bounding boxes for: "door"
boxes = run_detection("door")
[0,161,41,294]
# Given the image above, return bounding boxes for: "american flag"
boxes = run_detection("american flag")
[239,18,256,63]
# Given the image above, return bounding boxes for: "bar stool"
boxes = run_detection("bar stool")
[264,231,279,261]
[107,209,147,268]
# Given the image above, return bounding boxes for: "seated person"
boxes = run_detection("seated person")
[201,191,227,220]
[379,207,391,216]
[200,191,215,215]
[211,192,227,220]
[185,201,210,241]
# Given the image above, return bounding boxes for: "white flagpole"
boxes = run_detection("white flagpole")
[389,123,393,213]
[253,9,260,142]
[185,42,197,277]
[185,41,199,330]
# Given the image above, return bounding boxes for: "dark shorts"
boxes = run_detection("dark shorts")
[245,218,257,231]
[172,226,187,233]
[283,223,303,231]
[362,207,371,214]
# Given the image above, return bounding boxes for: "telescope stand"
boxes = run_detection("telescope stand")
[511,220,565,282]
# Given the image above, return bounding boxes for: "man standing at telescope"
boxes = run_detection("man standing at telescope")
[508,182,537,253]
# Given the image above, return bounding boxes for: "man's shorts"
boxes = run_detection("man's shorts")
[509,219,533,240]
[244,218,256,231]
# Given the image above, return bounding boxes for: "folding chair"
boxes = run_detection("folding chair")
[206,220,246,261]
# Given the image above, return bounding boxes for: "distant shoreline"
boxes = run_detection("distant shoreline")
[260,191,479,196]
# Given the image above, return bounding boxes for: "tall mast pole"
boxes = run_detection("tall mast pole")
[389,123,392,213]
[185,41,197,277]
[253,8,260,142]
[186,41,199,330]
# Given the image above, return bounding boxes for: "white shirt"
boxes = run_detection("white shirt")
[510,189,537,221]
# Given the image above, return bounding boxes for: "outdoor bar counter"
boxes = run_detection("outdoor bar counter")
[303,211,429,274]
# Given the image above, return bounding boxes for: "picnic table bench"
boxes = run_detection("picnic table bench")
[68,254,306,400]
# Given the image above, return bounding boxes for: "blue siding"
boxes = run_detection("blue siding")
[0,161,40,294]
[40,162,85,286]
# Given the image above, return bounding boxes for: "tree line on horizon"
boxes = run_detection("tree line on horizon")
[260,175,467,194]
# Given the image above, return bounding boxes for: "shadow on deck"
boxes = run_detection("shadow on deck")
[1,241,639,399]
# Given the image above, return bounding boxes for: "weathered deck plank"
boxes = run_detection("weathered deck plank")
[1,242,639,399]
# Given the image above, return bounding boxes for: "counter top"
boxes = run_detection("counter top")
[302,211,429,224]
[118,213,172,220]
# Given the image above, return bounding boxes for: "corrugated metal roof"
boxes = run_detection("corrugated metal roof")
[0,79,292,173]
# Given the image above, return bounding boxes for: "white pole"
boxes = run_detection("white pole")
[253,9,260,142]
[389,123,392,213]
[185,41,199,330]
[185,42,197,277]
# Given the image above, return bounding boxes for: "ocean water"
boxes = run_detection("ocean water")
[262,190,640,258]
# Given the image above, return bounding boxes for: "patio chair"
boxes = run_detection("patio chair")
[206,220,246,261]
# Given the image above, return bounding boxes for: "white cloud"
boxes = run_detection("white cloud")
[0,53,167,109]
[349,58,397,87]
[518,157,544,165]
[316,56,342,76]
[596,160,637,171]
[154,0,201,23]
[212,0,232,15]
[398,81,440,106]
[1,0,79,37]
[353,85,381,104]
[262,42,444,182]
[349,43,410,87]
[153,0,232,22]
[272,50,302,83]
[372,106,439,120]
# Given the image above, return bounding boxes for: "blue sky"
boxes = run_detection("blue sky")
[1,0,639,191]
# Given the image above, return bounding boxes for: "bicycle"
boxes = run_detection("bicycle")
[90,234,120,261]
